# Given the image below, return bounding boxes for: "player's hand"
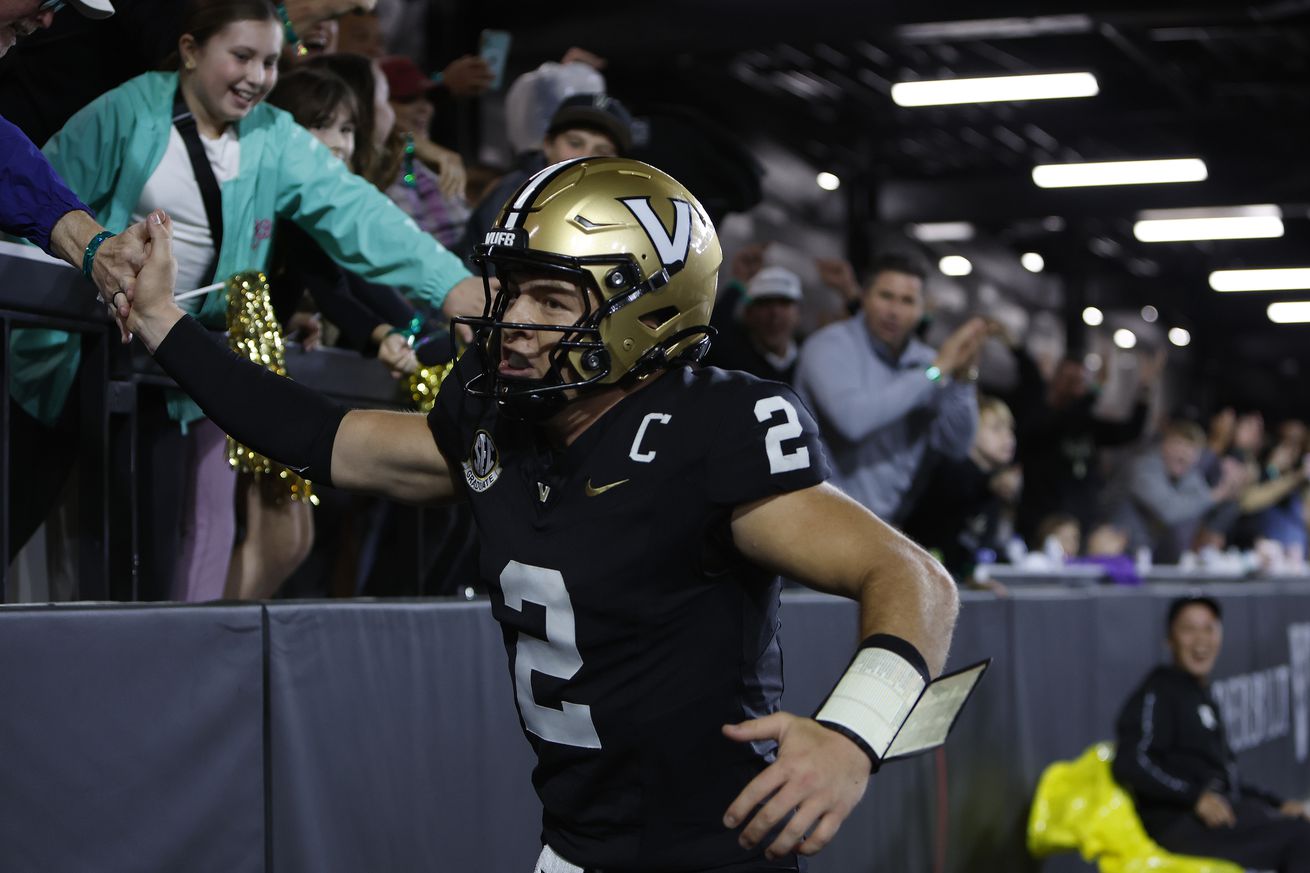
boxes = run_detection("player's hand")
[127,210,186,353]
[1195,790,1236,828]
[721,712,871,860]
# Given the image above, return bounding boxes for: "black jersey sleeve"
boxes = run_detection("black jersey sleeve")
[425,349,484,497]
[701,372,830,506]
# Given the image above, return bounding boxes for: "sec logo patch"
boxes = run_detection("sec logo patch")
[462,429,501,493]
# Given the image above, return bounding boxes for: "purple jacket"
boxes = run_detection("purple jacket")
[0,114,90,255]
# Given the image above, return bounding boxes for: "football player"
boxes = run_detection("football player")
[124,158,959,873]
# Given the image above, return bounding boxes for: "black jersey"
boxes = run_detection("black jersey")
[428,353,829,871]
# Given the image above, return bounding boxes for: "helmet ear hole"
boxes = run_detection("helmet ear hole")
[639,306,680,331]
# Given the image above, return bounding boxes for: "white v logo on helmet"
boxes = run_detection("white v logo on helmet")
[619,197,692,271]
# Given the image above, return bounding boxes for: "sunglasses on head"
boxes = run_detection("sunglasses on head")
[38,0,66,12]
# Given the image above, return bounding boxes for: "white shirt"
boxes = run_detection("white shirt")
[132,125,241,311]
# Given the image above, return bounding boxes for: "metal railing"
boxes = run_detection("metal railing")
[0,242,413,601]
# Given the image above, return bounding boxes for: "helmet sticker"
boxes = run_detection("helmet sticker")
[618,197,692,271]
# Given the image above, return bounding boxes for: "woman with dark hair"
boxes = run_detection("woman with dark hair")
[13,0,478,602]
[265,62,422,372]
[302,50,393,186]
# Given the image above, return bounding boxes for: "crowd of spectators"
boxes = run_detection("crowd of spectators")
[3,0,1309,604]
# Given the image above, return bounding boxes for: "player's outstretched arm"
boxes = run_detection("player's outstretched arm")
[128,210,459,504]
[721,482,959,860]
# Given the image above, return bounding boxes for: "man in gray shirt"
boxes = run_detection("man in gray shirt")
[795,253,988,521]
[1105,420,1248,562]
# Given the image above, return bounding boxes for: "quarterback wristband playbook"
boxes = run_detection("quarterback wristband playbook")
[152,314,346,484]
[815,633,990,770]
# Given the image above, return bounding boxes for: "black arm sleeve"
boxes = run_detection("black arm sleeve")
[152,315,347,485]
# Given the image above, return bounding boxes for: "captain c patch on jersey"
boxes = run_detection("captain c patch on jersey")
[462,429,502,493]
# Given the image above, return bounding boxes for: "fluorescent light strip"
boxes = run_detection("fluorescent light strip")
[1134,205,1284,242]
[1210,268,1310,293]
[892,72,1098,107]
[910,222,975,242]
[1268,301,1310,324]
[1135,216,1283,242]
[1032,158,1207,188]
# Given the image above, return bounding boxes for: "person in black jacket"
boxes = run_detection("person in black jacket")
[1011,349,1162,542]
[1113,596,1310,871]
[900,394,1020,581]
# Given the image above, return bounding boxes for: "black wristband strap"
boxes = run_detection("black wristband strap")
[153,314,346,484]
[860,633,931,684]
[814,633,931,771]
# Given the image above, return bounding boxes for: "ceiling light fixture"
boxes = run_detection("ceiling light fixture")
[1167,327,1191,347]
[1113,328,1137,349]
[1032,158,1207,188]
[910,222,975,242]
[1021,252,1045,273]
[892,71,1098,107]
[1082,306,1103,326]
[939,255,973,276]
[1209,268,1310,293]
[1267,301,1310,324]
[816,172,841,191]
[1133,205,1283,242]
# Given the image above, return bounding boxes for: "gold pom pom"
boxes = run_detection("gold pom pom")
[407,359,455,414]
[222,271,316,505]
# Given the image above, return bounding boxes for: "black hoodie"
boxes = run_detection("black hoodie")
[1112,664,1283,834]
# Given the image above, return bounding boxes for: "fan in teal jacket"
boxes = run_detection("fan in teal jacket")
[10,70,473,427]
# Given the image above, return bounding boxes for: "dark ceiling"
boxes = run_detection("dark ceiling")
[482,0,1310,409]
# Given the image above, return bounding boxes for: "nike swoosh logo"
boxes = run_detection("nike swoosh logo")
[585,478,630,497]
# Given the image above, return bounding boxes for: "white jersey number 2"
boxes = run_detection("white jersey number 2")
[754,396,811,474]
[500,561,602,749]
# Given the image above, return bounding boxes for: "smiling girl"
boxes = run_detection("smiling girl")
[14,0,478,602]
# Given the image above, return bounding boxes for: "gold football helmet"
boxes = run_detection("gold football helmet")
[459,156,722,419]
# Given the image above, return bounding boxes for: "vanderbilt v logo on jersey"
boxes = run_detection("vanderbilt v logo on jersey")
[462,429,501,493]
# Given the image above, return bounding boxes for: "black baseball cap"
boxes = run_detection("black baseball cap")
[546,93,633,155]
